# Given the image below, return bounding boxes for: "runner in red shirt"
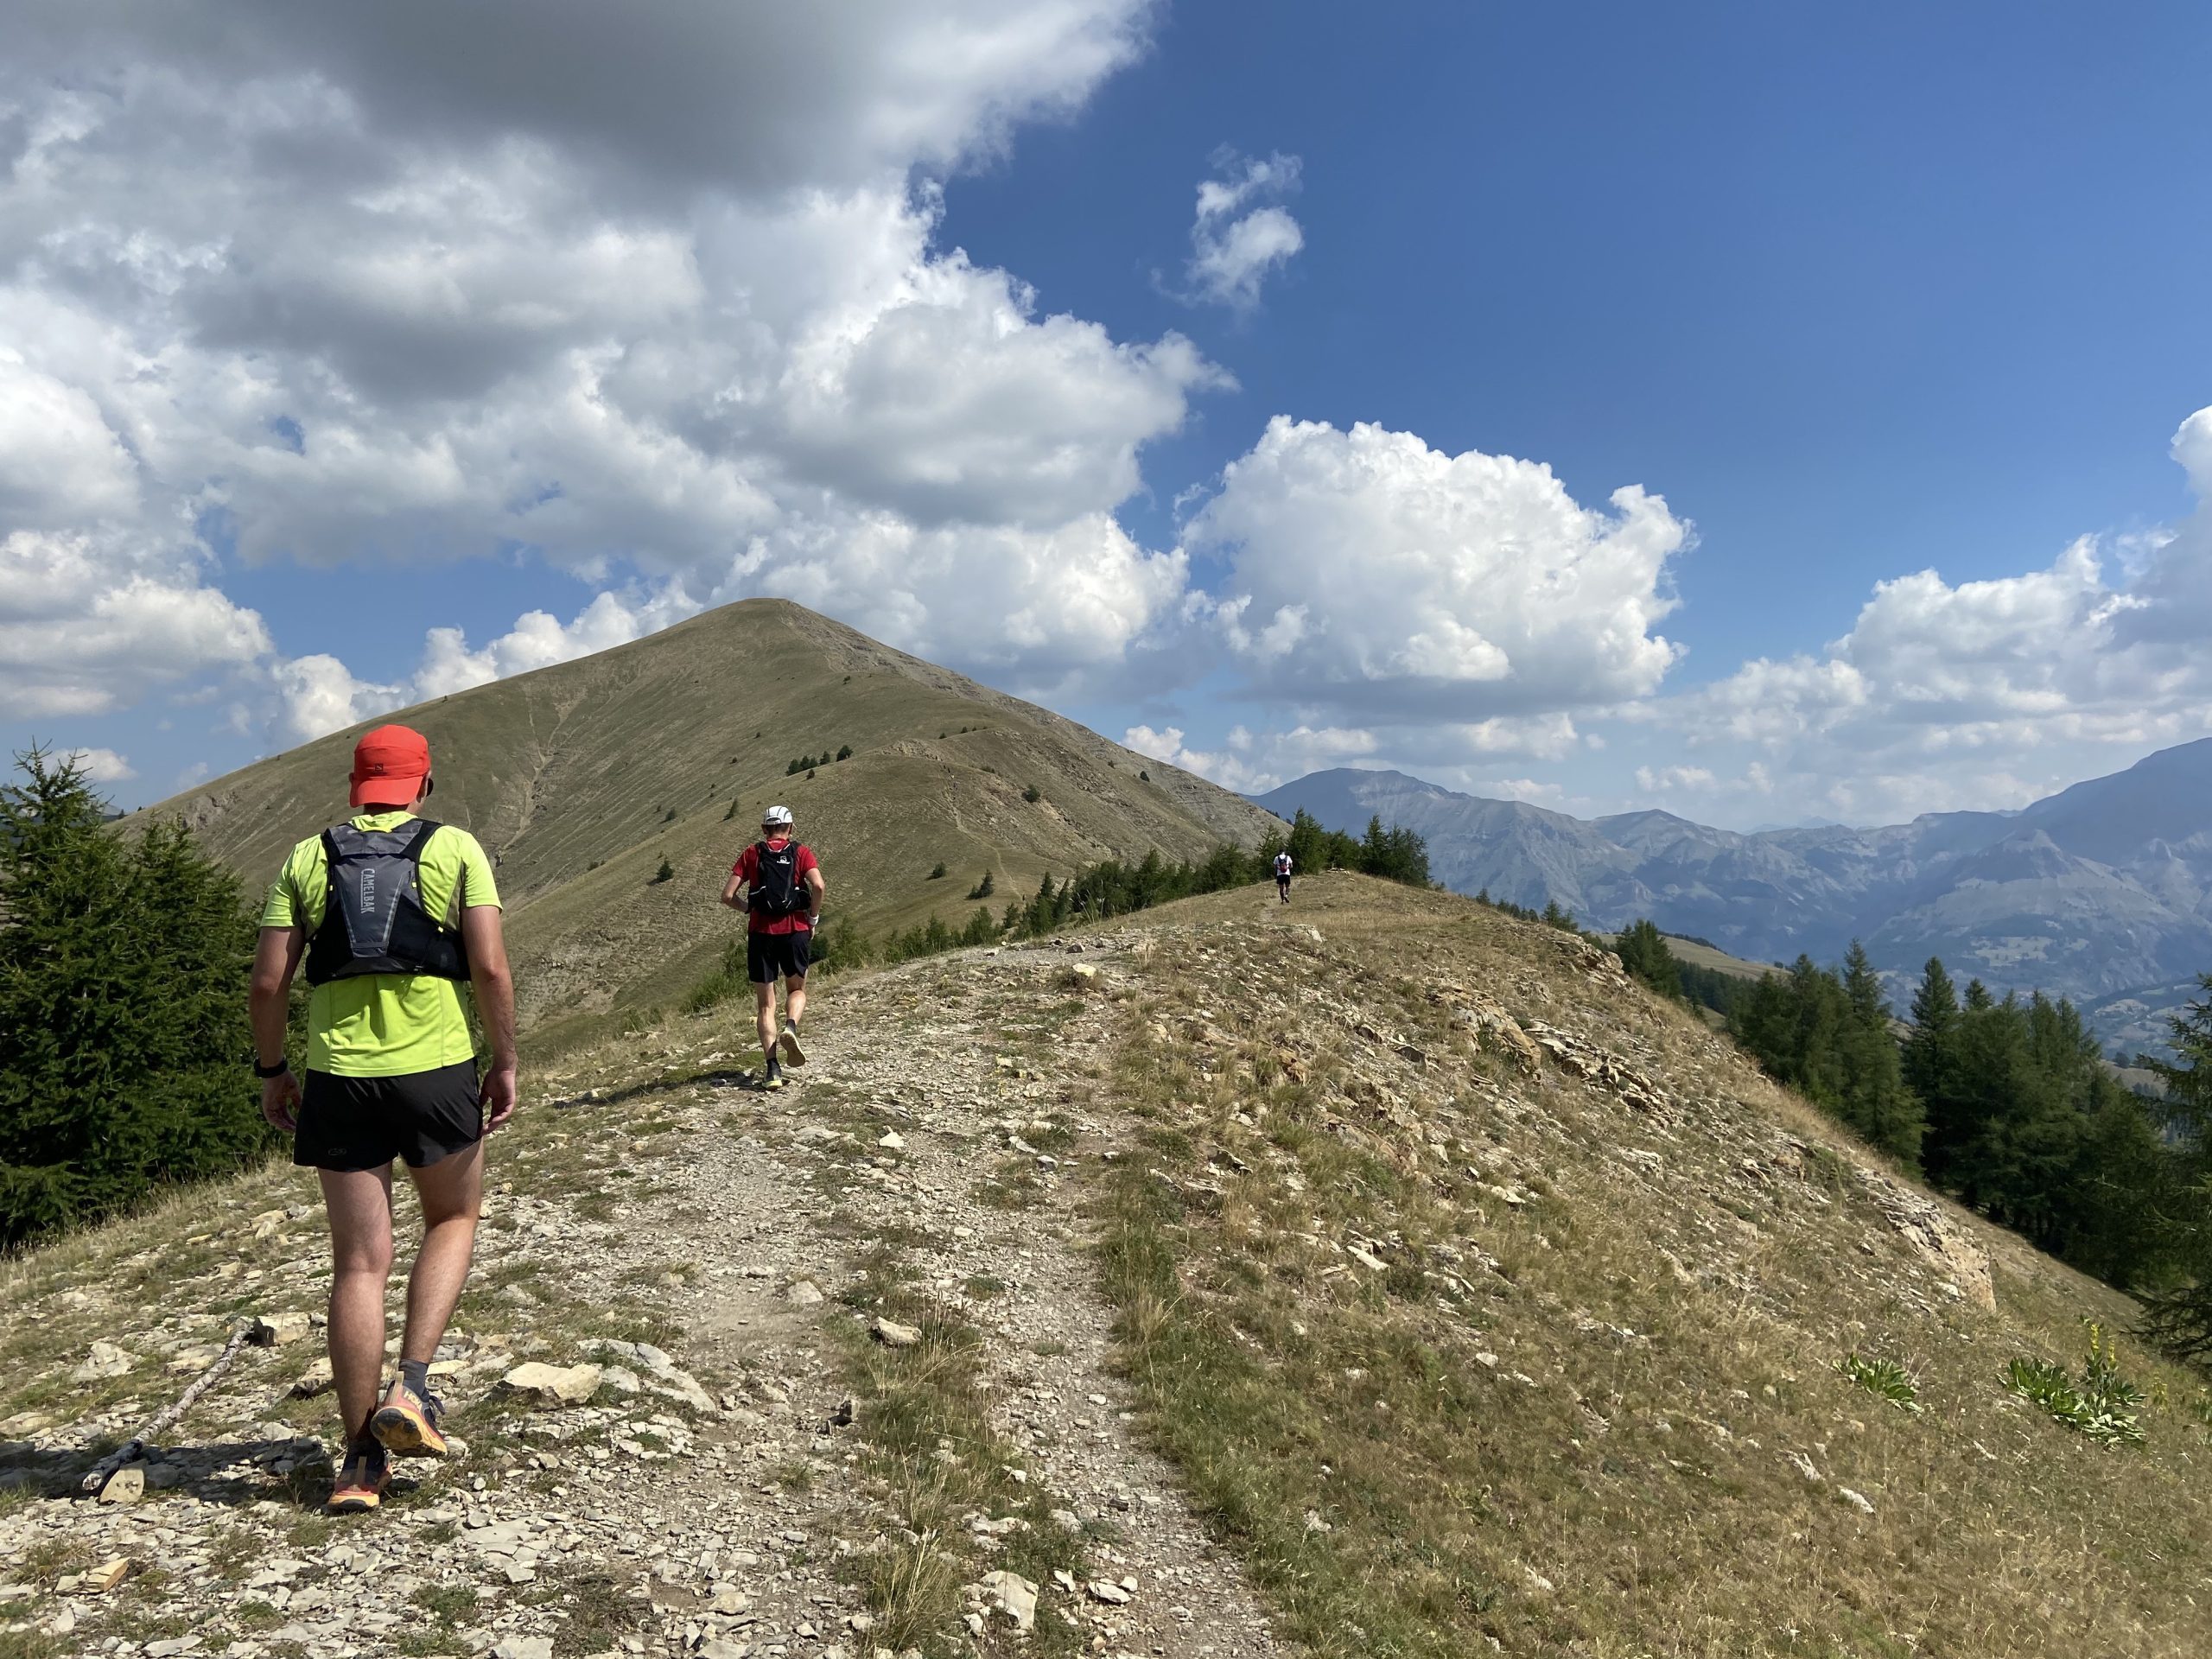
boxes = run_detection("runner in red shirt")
[720,805,825,1090]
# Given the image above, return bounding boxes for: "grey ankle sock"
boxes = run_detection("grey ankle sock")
[398,1357,430,1399]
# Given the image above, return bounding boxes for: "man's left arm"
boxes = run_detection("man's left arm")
[804,859,826,926]
[463,905,519,1131]
[454,835,518,1130]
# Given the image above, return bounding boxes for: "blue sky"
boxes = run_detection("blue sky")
[963,3,2212,676]
[5,2,2210,827]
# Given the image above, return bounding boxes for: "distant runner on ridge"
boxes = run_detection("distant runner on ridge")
[1274,847,1294,905]
[721,804,825,1091]
[248,723,518,1516]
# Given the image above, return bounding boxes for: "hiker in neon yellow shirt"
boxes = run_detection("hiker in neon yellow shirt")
[248,723,518,1516]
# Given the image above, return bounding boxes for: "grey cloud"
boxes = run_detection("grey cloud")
[15,1,1155,198]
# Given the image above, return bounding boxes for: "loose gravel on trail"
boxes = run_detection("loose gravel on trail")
[0,938,1281,1659]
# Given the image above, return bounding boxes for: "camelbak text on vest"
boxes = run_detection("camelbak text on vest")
[303,820,472,986]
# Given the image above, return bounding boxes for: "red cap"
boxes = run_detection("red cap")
[349,724,431,808]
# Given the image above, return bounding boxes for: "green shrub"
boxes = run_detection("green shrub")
[928,862,947,880]
[1834,1352,1920,1413]
[881,906,1000,965]
[966,871,995,900]
[809,919,870,977]
[652,858,675,884]
[2005,1324,2145,1447]
[685,938,750,1014]
[1021,784,1042,804]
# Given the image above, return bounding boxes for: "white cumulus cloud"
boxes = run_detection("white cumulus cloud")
[415,588,706,700]
[1183,417,1689,720]
[1634,764,1718,794]
[0,530,272,718]
[270,655,407,748]
[64,747,136,784]
[1663,405,2212,820]
[1184,150,1304,308]
[1124,721,1376,793]
[0,0,1214,741]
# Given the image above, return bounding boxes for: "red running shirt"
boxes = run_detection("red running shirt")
[732,837,818,935]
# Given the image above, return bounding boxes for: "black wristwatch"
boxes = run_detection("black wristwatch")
[253,1056,291,1080]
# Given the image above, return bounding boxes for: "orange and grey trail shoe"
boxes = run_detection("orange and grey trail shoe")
[371,1382,449,1459]
[779,1019,807,1067]
[327,1439,391,1515]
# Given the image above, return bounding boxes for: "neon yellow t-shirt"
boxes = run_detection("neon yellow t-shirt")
[259,811,502,1078]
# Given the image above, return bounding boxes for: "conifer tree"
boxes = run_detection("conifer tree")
[1286,809,1328,880]
[0,747,266,1247]
[1616,919,1683,1000]
[2140,977,2212,1357]
[1835,942,1925,1168]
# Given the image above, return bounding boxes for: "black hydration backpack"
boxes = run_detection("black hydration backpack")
[302,819,472,986]
[750,839,809,918]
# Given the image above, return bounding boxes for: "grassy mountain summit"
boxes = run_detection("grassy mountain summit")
[149,598,1280,1039]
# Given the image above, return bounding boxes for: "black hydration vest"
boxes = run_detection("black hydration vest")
[750,839,809,918]
[302,818,471,987]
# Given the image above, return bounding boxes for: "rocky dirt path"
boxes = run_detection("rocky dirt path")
[0,938,1281,1659]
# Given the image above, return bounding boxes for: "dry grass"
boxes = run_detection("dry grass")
[1085,874,2212,1658]
[826,1245,1093,1656]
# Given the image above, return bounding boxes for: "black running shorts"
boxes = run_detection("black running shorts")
[294,1062,484,1173]
[747,929,811,984]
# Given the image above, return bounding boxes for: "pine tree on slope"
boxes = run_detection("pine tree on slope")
[0,747,267,1246]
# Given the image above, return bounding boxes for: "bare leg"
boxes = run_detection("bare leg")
[754,979,778,1067]
[321,1166,397,1443]
[785,974,807,1033]
[388,1141,484,1395]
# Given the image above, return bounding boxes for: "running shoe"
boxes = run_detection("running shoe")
[371,1381,449,1459]
[764,1057,785,1091]
[779,1019,807,1067]
[327,1439,391,1515]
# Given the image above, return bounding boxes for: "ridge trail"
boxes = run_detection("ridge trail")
[0,938,1280,1658]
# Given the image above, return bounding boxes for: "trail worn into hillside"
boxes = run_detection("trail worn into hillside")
[10,874,2212,1659]
[0,938,1279,1659]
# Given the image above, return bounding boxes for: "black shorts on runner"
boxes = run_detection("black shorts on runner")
[294,1062,484,1173]
[747,930,811,984]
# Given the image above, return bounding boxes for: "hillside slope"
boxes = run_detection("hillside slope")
[146,598,1281,1040]
[4,875,2208,1657]
[1261,750,2212,1046]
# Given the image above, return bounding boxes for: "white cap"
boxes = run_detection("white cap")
[763,804,794,826]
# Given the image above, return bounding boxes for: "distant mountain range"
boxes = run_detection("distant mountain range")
[1255,740,2212,1059]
